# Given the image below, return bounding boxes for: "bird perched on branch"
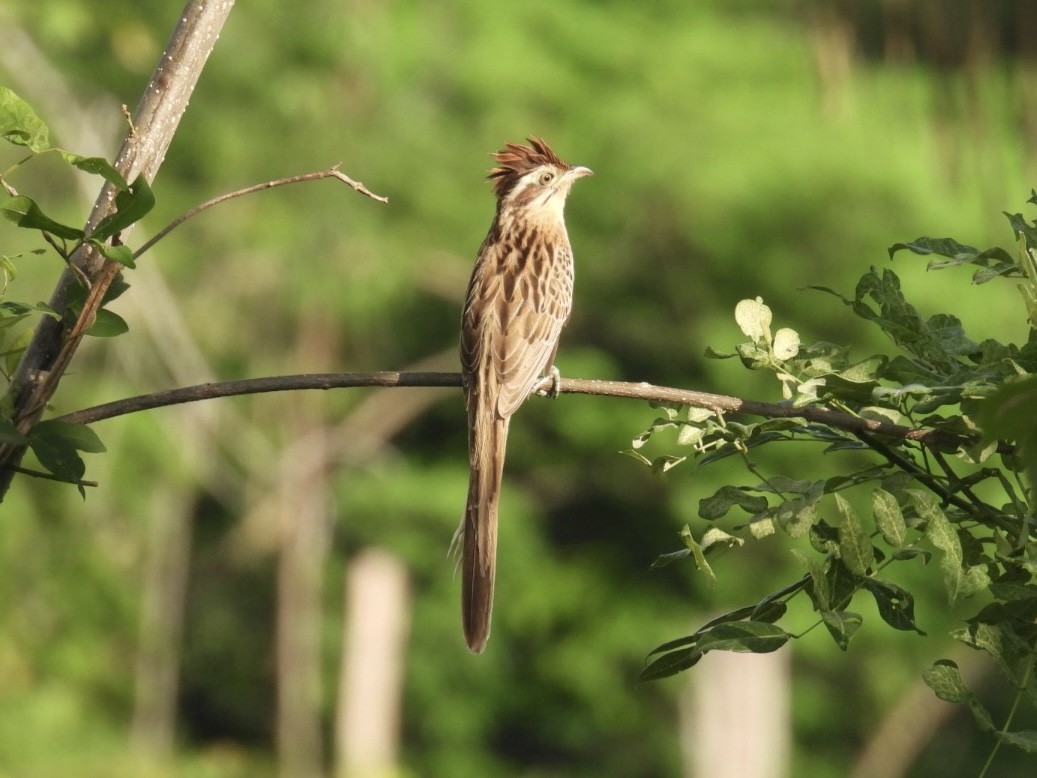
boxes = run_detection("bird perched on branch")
[458,138,592,652]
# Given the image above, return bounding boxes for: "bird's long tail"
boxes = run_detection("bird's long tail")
[461,412,509,653]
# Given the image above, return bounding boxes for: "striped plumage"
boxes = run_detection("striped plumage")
[459,138,592,652]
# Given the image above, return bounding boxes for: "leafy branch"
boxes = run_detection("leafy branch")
[630,195,1037,768]
[0,82,385,496]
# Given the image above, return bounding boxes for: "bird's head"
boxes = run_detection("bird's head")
[488,138,592,222]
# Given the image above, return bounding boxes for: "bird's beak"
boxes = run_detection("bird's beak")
[568,165,594,180]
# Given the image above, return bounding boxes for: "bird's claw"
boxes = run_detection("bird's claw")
[534,366,562,399]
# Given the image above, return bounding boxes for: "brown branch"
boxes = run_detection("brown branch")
[53,372,968,452]
[133,165,388,260]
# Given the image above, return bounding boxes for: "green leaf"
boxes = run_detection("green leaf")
[922,660,995,732]
[0,87,50,152]
[734,297,772,343]
[58,152,128,190]
[863,578,925,634]
[650,548,690,569]
[750,600,787,623]
[638,647,704,681]
[995,730,1037,753]
[700,527,744,554]
[86,308,129,337]
[772,327,799,360]
[27,420,105,486]
[1,195,84,240]
[695,620,790,654]
[794,549,831,610]
[640,621,792,681]
[680,525,717,588]
[28,436,85,482]
[32,420,106,453]
[699,485,769,520]
[90,239,136,269]
[90,174,155,241]
[872,488,907,547]
[820,609,862,650]
[952,623,1027,680]
[835,493,873,575]
[911,489,971,603]
[889,234,1019,279]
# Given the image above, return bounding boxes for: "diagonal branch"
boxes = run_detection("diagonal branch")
[53,371,969,452]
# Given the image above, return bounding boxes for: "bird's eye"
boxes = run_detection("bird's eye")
[537,171,554,185]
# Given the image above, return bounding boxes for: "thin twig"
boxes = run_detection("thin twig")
[133,165,388,260]
[9,464,98,488]
[54,371,972,453]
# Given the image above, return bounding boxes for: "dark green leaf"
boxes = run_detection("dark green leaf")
[988,582,1037,602]
[751,600,787,623]
[863,578,925,634]
[820,609,862,650]
[0,87,50,151]
[58,152,128,190]
[825,557,863,611]
[699,485,769,520]
[1,195,84,240]
[639,647,703,681]
[86,309,129,338]
[28,436,85,482]
[808,519,840,555]
[90,239,136,268]
[888,236,980,262]
[32,420,106,452]
[694,620,790,654]
[90,175,155,241]
[892,548,932,564]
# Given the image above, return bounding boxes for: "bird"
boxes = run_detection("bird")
[458,137,592,653]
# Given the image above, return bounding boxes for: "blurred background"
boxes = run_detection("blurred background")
[1,1,1036,776]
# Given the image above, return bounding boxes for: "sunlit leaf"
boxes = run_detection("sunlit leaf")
[734,297,772,343]
[872,488,907,547]
[773,327,800,360]
[922,660,994,732]
[835,494,873,575]
[679,525,717,588]
[0,87,50,151]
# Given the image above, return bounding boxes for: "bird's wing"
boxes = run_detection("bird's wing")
[494,243,572,418]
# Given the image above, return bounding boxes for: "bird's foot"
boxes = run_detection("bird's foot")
[534,366,562,399]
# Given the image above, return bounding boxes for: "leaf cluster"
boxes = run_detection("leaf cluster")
[634,197,1037,763]
[0,88,154,489]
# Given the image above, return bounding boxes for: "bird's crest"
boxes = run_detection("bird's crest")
[488,137,568,198]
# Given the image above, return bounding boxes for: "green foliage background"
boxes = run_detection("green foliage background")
[1,1,1036,775]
